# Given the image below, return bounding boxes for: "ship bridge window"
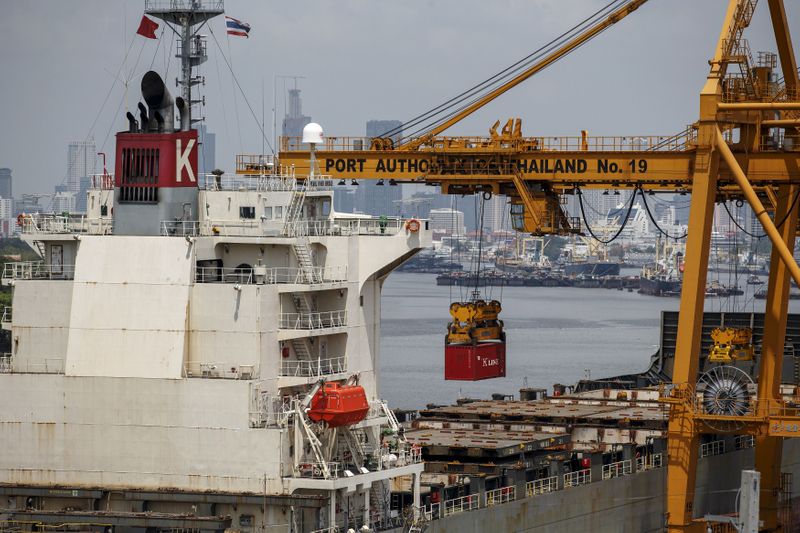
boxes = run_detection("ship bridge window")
[321,199,331,217]
[263,206,273,220]
[240,206,256,219]
[120,147,159,203]
[275,206,283,219]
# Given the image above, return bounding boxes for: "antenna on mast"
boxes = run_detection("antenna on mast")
[144,0,224,131]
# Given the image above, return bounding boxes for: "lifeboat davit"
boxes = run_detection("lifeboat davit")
[307,383,370,427]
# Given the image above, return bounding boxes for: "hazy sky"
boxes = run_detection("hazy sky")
[1,0,798,196]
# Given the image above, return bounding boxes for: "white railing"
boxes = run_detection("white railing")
[526,476,558,496]
[735,435,755,450]
[564,469,591,488]
[442,494,479,517]
[194,265,347,285]
[184,362,256,379]
[279,310,347,330]
[2,262,75,281]
[297,461,341,479]
[423,502,441,521]
[372,445,423,471]
[248,388,293,428]
[1,306,11,323]
[200,172,334,192]
[309,527,340,533]
[21,214,112,235]
[201,220,263,237]
[485,486,516,507]
[284,217,408,237]
[161,220,199,236]
[89,173,114,190]
[636,453,663,471]
[145,0,225,13]
[602,459,633,480]
[0,354,11,373]
[279,356,347,377]
[10,357,64,374]
[700,440,725,458]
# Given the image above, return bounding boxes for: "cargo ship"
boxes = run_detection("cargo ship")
[4,2,800,533]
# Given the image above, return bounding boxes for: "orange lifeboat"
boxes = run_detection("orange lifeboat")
[307,383,370,427]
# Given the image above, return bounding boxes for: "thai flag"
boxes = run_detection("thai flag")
[225,16,251,38]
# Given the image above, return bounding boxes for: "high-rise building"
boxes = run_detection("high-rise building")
[67,139,96,194]
[429,208,466,235]
[53,184,76,214]
[0,198,13,238]
[197,125,216,176]
[281,89,311,150]
[483,194,509,233]
[76,176,92,213]
[0,168,12,200]
[333,187,357,214]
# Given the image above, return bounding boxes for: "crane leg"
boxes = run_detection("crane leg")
[666,137,719,532]
[755,184,798,532]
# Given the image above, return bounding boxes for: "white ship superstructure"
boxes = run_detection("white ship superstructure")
[0,2,429,532]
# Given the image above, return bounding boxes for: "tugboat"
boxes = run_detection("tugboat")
[746,274,764,285]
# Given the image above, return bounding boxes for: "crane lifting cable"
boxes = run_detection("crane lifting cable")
[638,190,688,240]
[576,186,638,244]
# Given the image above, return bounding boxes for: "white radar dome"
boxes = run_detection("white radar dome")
[302,122,325,144]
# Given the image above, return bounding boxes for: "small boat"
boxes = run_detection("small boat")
[746,275,764,285]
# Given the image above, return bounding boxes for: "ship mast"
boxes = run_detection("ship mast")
[144,0,224,131]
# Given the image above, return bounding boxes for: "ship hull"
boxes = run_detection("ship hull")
[563,262,621,277]
[638,275,681,296]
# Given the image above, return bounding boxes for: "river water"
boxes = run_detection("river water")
[378,271,791,409]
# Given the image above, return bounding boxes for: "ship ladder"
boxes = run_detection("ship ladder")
[283,188,307,236]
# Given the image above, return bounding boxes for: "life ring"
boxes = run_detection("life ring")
[405,219,421,233]
[16,214,25,227]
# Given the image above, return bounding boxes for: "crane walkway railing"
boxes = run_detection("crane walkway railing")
[279,132,696,153]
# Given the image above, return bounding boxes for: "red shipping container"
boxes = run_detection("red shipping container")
[444,342,506,381]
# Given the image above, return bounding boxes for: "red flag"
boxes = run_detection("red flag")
[136,15,159,39]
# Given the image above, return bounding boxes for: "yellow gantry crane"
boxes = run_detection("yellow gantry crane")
[259,0,800,530]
